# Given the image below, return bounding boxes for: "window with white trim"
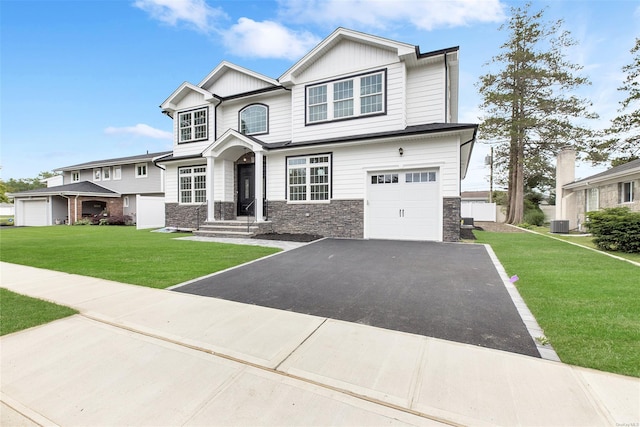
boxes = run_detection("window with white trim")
[102,167,111,181]
[71,171,80,182]
[123,196,130,208]
[178,107,207,143]
[135,163,147,178]
[239,104,268,135]
[113,166,122,180]
[93,169,101,181]
[306,70,385,124]
[179,166,206,204]
[287,155,331,201]
[586,188,599,211]
[620,181,634,203]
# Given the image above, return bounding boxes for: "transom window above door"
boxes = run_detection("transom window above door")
[239,104,268,135]
[306,69,386,124]
[178,107,208,143]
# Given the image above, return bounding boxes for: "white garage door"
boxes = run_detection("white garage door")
[367,169,440,241]
[20,199,48,226]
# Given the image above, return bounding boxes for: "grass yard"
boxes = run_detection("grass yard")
[0,226,280,288]
[475,230,639,377]
[1,288,78,336]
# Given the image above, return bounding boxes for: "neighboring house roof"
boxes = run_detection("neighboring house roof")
[564,159,640,189]
[8,181,120,198]
[56,151,172,172]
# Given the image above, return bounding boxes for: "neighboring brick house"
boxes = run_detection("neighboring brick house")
[556,148,640,230]
[9,151,170,226]
[156,28,477,241]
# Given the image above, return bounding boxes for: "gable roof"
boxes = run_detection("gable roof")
[8,181,119,198]
[56,151,172,172]
[564,159,640,189]
[198,61,280,90]
[160,82,215,113]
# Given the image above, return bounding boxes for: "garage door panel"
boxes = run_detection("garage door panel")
[20,200,48,226]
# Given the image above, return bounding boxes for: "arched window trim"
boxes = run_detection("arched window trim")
[239,103,269,136]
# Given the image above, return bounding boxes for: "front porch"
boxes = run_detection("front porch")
[193,217,273,239]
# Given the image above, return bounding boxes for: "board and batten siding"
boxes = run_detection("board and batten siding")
[290,62,407,142]
[216,92,292,143]
[211,159,234,202]
[201,69,273,98]
[406,63,446,125]
[265,135,461,201]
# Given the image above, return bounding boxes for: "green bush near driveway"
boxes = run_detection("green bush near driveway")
[0,226,280,288]
[0,288,78,336]
[586,207,640,253]
[475,230,639,377]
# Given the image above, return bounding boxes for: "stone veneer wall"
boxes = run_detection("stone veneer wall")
[442,197,461,242]
[268,199,364,238]
[165,203,208,230]
[213,201,236,220]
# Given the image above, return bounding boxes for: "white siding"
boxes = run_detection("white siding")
[212,160,234,202]
[406,64,446,125]
[202,69,273,97]
[291,63,406,142]
[266,135,460,201]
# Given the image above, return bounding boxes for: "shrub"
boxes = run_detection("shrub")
[586,207,640,253]
[523,209,545,226]
[98,214,133,226]
[73,218,92,226]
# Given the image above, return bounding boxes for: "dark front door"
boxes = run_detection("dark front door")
[237,163,255,216]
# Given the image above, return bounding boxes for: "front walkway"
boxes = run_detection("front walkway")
[1,262,638,426]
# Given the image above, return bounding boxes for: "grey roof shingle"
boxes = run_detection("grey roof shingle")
[569,158,640,186]
[56,151,172,171]
[9,181,118,197]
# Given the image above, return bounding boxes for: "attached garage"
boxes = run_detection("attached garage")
[18,199,49,226]
[366,168,441,241]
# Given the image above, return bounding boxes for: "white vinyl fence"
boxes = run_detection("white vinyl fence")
[136,195,165,229]
[461,202,497,222]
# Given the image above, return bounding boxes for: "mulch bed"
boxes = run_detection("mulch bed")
[253,233,324,242]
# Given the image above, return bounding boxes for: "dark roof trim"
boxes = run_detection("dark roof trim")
[214,85,288,102]
[154,153,205,163]
[8,181,119,197]
[416,46,459,59]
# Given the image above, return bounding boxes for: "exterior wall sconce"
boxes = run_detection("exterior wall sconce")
[398,147,404,156]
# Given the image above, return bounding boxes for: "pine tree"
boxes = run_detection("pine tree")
[477,3,597,224]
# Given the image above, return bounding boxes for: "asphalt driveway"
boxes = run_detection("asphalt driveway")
[174,238,539,357]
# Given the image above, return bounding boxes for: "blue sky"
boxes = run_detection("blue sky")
[1,0,638,191]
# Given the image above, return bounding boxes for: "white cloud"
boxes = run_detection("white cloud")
[104,124,172,140]
[133,0,225,33]
[277,0,506,31]
[221,18,321,60]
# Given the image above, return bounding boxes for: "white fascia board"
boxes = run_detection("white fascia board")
[198,61,279,89]
[564,167,640,189]
[160,82,214,112]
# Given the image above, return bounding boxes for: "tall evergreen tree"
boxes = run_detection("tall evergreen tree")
[477,3,597,224]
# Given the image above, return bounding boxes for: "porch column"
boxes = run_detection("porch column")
[254,149,264,222]
[206,156,215,221]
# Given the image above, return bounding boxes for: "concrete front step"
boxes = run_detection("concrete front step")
[193,220,270,239]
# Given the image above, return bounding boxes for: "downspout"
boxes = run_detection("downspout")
[211,94,223,140]
[74,195,79,224]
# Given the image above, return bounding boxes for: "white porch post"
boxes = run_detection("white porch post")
[254,150,264,222]
[206,156,215,221]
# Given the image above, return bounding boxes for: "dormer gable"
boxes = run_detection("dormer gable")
[279,27,416,87]
[161,82,214,115]
[198,61,280,98]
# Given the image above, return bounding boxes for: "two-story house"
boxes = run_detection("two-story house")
[9,151,170,227]
[156,28,477,241]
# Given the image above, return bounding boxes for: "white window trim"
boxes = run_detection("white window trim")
[71,171,80,182]
[306,69,386,124]
[113,166,122,180]
[123,196,130,208]
[93,168,101,181]
[620,181,634,203]
[102,167,111,181]
[178,107,208,143]
[239,104,268,135]
[586,187,599,211]
[135,163,148,178]
[178,166,207,205]
[286,154,332,203]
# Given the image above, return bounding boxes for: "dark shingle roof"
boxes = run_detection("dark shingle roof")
[569,158,640,186]
[9,181,118,197]
[57,151,172,171]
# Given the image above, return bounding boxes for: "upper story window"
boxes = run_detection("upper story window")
[113,166,122,180]
[620,181,634,203]
[306,70,386,124]
[71,171,80,182]
[93,168,101,181]
[136,163,148,178]
[102,167,111,181]
[178,107,208,143]
[239,104,268,135]
[287,154,331,202]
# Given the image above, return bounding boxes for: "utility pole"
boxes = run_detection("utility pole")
[485,146,494,203]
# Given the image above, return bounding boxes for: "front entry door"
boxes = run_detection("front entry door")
[237,164,255,216]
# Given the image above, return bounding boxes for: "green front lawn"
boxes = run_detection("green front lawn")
[475,230,639,377]
[1,288,78,336]
[0,226,280,288]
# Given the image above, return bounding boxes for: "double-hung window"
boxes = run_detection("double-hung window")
[102,167,111,181]
[586,188,599,211]
[239,104,268,135]
[620,181,634,203]
[306,70,385,124]
[136,163,148,178]
[113,166,122,180]
[71,171,80,182]
[287,154,331,202]
[179,166,206,204]
[178,107,207,143]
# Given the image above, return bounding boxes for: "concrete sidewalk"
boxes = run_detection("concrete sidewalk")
[1,262,638,426]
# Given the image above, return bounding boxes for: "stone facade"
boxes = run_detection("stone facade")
[268,199,364,238]
[165,203,208,230]
[213,201,236,220]
[442,197,461,242]
[574,179,640,225]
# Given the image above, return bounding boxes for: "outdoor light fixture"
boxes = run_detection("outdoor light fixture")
[399,147,404,156]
